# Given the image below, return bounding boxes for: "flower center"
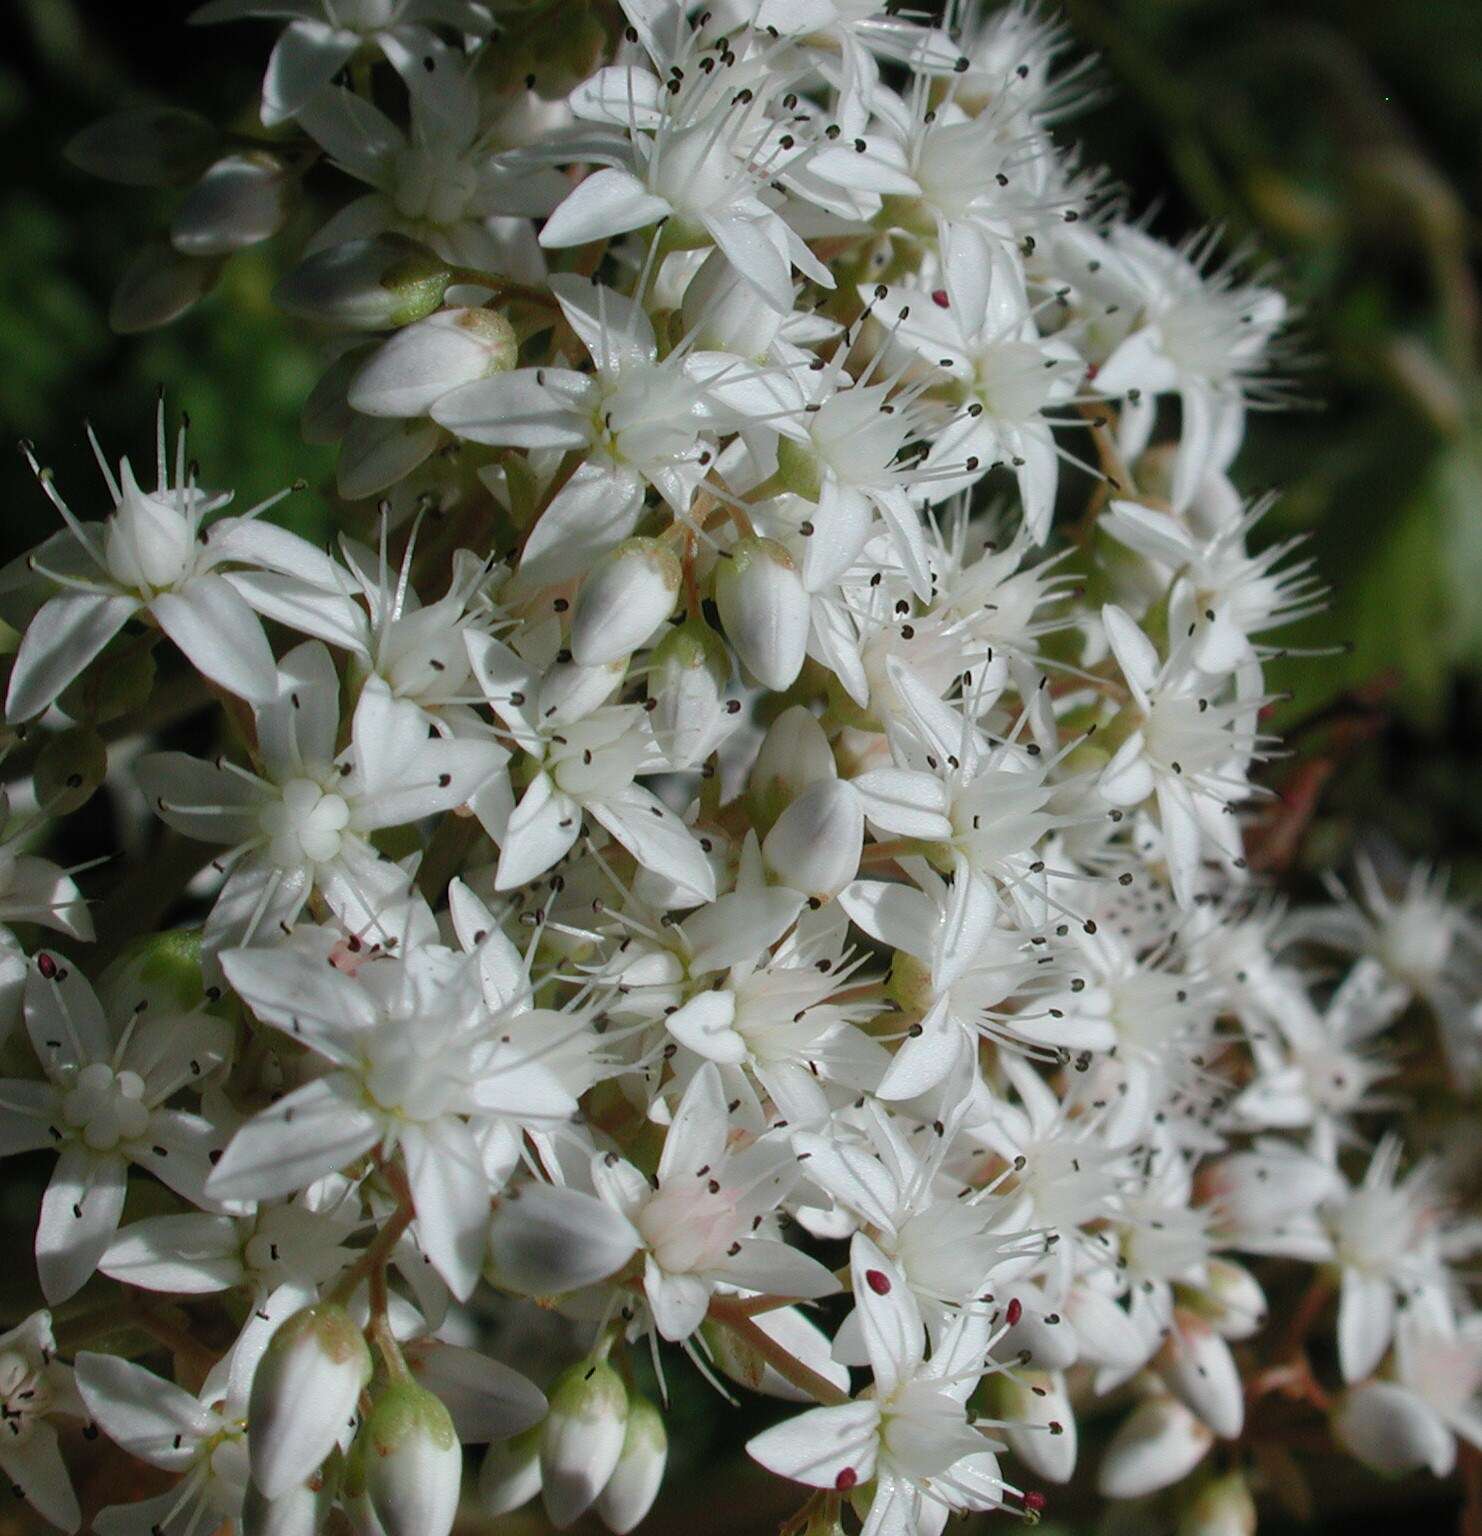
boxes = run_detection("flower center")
[393,145,478,225]
[637,1179,742,1274]
[61,1062,150,1152]
[0,1350,50,1446]
[260,778,351,867]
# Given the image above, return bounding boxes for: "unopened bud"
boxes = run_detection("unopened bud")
[571,539,681,666]
[648,618,732,769]
[478,1424,543,1516]
[1178,1470,1257,1536]
[746,705,836,833]
[273,236,453,331]
[762,779,863,901]
[1190,1258,1268,1341]
[1096,1397,1214,1500]
[1331,1381,1454,1477]
[110,243,222,333]
[540,1358,629,1528]
[240,1452,338,1536]
[486,1183,640,1296]
[1155,1310,1244,1439]
[354,1382,462,1536]
[66,106,219,187]
[348,307,518,418]
[247,1304,371,1500]
[714,537,809,693]
[595,1394,667,1534]
[171,152,295,257]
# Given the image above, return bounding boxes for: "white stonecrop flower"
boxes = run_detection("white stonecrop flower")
[0,1311,86,1534]
[7,412,339,721]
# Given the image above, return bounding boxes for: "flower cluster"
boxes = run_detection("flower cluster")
[2,1,1478,1533]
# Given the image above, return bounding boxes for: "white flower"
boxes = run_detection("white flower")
[7,410,335,721]
[747,1233,1014,1533]
[0,956,229,1303]
[0,1311,86,1534]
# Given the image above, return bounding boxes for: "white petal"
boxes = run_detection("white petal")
[6,590,138,722]
[37,1147,127,1304]
[851,769,952,840]
[657,1061,729,1183]
[432,368,593,450]
[850,1232,923,1398]
[151,574,277,703]
[402,1119,492,1302]
[1338,1267,1396,1385]
[208,1075,381,1203]
[519,461,646,589]
[135,751,266,845]
[75,1352,211,1471]
[101,1212,243,1293]
[261,18,358,125]
[540,168,672,248]
[221,944,378,1062]
[494,772,582,890]
[0,1419,81,1532]
[588,784,716,903]
[747,1400,880,1489]
[643,1256,710,1342]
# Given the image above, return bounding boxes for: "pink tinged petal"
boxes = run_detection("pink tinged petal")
[0,1418,81,1532]
[1334,1381,1455,1477]
[494,772,582,891]
[6,590,139,723]
[134,750,267,845]
[851,769,953,840]
[151,573,277,703]
[746,1400,881,1490]
[588,784,716,903]
[539,168,673,248]
[849,1232,924,1398]
[101,1212,244,1293]
[206,1075,381,1204]
[401,1119,492,1302]
[261,19,359,125]
[643,1255,711,1342]
[36,1148,127,1303]
[1338,1268,1396,1385]
[75,1351,212,1471]
[518,462,646,590]
[25,960,113,1074]
[432,368,594,450]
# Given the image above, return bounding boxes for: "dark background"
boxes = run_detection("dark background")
[1,0,1480,1531]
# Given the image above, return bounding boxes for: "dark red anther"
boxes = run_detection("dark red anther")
[865,1269,892,1295]
[835,1467,858,1491]
[36,953,57,980]
[1023,1490,1047,1513]
[1005,1297,1023,1326]
[931,289,949,308]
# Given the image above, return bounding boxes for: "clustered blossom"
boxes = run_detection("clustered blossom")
[2,1,1479,1534]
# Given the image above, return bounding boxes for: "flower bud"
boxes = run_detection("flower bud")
[1155,1310,1244,1439]
[714,537,809,693]
[648,618,732,769]
[171,152,295,257]
[355,1382,462,1536]
[746,705,836,833]
[1188,1258,1268,1341]
[486,1183,640,1296]
[1096,1397,1214,1500]
[478,1425,543,1516]
[273,236,453,331]
[571,539,682,666]
[1331,1381,1454,1477]
[762,779,863,901]
[349,308,518,419]
[336,415,441,501]
[1177,1470,1257,1536]
[66,106,219,187]
[247,1304,371,1500]
[595,1394,667,1534]
[110,243,222,333]
[240,1453,338,1536]
[539,1358,629,1528]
